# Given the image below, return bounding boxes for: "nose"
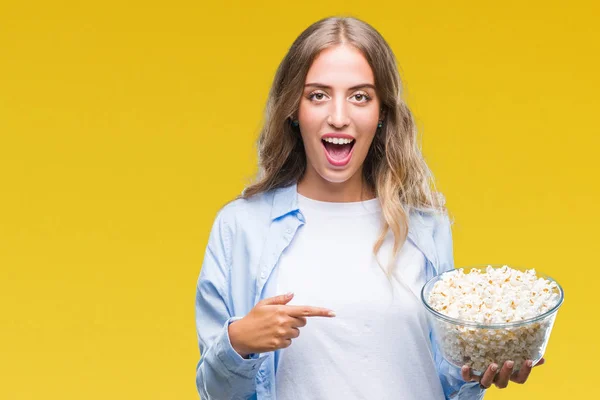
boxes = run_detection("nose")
[327,96,350,128]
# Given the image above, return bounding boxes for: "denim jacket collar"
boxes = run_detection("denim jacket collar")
[270,184,301,221]
[270,183,440,275]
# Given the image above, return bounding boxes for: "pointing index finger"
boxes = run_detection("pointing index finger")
[286,305,336,317]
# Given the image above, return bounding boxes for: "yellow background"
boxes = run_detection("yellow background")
[1,0,598,398]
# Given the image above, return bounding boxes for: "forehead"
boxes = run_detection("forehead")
[305,45,374,87]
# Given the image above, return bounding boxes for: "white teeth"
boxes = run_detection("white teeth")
[323,137,354,144]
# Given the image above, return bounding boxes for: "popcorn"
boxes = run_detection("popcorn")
[425,265,562,373]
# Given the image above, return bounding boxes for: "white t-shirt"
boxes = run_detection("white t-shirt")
[274,193,445,400]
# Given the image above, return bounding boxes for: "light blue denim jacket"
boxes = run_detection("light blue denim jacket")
[195,183,486,400]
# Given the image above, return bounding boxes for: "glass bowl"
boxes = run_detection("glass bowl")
[421,264,564,376]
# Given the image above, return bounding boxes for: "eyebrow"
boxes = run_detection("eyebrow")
[304,83,376,91]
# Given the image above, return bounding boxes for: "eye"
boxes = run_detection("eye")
[352,92,371,103]
[307,91,327,101]
[307,90,372,103]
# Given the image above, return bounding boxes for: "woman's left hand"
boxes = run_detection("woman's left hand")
[461,358,546,390]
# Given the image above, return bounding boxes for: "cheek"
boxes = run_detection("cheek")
[298,118,325,149]
[298,104,324,129]
[356,108,380,128]
[354,116,378,144]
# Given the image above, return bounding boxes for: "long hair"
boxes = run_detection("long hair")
[240,16,447,284]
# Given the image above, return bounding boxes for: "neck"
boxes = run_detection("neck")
[297,167,375,202]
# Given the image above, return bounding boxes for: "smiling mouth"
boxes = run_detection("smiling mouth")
[321,137,355,166]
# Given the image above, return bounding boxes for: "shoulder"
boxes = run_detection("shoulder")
[429,209,454,273]
[409,207,454,274]
[409,207,452,234]
[212,190,277,234]
[408,191,453,235]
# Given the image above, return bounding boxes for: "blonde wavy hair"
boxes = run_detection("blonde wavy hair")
[240,16,447,284]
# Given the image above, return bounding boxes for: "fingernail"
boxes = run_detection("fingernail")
[328,310,336,317]
[526,360,533,367]
[285,292,294,297]
[491,364,498,372]
[462,366,469,373]
[506,361,514,369]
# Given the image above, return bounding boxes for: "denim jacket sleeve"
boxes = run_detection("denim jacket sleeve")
[195,208,268,399]
[432,212,487,400]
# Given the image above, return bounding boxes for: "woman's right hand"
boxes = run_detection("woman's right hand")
[228,292,336,358]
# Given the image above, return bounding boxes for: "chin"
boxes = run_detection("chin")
[317,166,359,184]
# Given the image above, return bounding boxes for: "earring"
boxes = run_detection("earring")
[291,119,299,127]
[377,120,383,128]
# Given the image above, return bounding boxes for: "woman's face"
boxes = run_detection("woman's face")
[297,44,383,195]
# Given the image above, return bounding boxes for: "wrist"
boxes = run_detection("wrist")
[228,319,251,358]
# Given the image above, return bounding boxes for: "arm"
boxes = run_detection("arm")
[431,212,486,400]
[195,209,267,399]
[433,339,486,399]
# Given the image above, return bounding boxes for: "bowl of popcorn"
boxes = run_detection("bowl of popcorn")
[421,265,564,375]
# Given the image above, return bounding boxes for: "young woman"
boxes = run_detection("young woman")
[195,16,544,400]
